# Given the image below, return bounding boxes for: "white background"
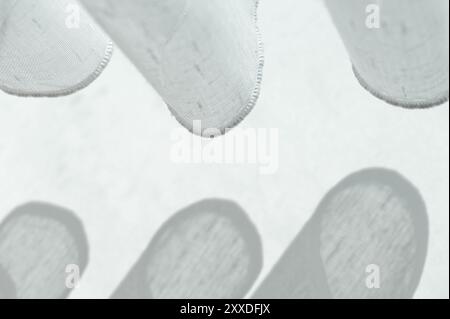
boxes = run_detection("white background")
[0,0,448,298]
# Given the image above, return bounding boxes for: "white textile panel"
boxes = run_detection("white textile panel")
[325,0,449,108]
[0,0,113,97]
[81,0,264,135]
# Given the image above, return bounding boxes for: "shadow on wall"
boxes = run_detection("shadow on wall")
[0,168,429,299]
[112,199,263,299]
[0,202,89,299]
[253,168,429,299]
[0,264,16,298]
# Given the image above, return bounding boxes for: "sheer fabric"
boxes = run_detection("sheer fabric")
[81,0,264,135]
[0,0,113,97]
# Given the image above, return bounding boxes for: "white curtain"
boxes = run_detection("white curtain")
[0,0,264,136]
[0,0,112,97]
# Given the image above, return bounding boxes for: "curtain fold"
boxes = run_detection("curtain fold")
[0,0,113,97]
[81,0,264,135]
[325,0,449,108]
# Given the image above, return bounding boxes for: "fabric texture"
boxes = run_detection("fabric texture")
[81,0,264,135]
[325,0,449,108]
[0,0,113,97]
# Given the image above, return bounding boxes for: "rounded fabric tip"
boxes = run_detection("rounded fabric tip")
[81,0,264,136]
[0,0,113,97]
[325,0,449,109]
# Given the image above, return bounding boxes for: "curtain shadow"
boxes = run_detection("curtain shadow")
[112,198,263,299]
[0,264,16,299]
[0,201,89,299]
[253,168,429,299]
